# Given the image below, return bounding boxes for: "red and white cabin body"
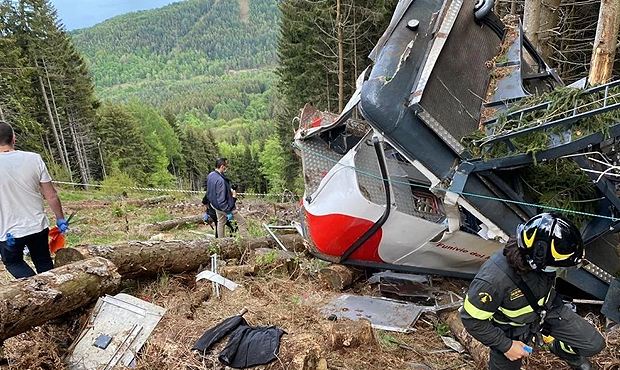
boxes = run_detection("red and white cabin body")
[295,105,508,279]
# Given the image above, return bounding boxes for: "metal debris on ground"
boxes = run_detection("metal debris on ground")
[263,224,289,251]
[321,294,426,333]
[440,336,465,353]
[372,272,435,303]
[211,254,220,298]
[367,271,429,285]
[196,269,240,292]
[67,293,166,370]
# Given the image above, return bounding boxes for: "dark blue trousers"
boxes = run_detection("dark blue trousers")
[0,228,53,278]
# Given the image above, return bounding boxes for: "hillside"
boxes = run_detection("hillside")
[71,0,279,111]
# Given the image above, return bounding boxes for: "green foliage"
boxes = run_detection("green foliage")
[112,203,127,218]
[1,0,100,180]
[100,163,137,196]
[218,140,268,194]
[275,0,397,187]
[464,86,620,159]
[127,102,181,164]
[461,87,615,224]
[147,208,172,224]
[259,135,286,193]
[256,250,279,265]
[435,322,451,337]
[71,0,279,98]
[46,161,73,182]
[521,159,597,226]
[96,103,150,180]
[246,219,268,238]
[99,69,277,119]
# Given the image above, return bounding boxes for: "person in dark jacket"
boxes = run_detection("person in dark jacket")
[205,158,245,238]
[201,194,237,237]
[460,213,604,370]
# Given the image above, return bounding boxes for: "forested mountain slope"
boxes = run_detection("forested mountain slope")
[71,0,278,109]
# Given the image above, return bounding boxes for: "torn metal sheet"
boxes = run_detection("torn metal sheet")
[321,294,426,333]
[367,271,429,284]
[368,271,435,302]
[441,336,465,353]
[67,293,166,370]
[196,270,240,291]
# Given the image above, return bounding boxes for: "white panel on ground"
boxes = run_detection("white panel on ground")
[67,293,166,370]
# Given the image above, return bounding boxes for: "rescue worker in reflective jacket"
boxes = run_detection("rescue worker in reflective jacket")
[460,213,605,370]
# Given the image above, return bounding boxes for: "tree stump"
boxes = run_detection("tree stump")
[327,319,375,350]
[318,264,362,291]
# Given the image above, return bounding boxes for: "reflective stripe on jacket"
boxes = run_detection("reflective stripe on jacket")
[459,251,557,353]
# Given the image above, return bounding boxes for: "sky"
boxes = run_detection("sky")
[50,0,181,30]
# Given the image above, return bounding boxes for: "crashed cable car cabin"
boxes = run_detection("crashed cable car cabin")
[294,0,620,322]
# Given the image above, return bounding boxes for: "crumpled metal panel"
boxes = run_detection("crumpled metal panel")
[321,294,426,333]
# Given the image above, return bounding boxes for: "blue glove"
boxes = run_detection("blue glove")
[226,213,234,222]
[203,213,211,222]
[6,233,15,248]
[56,218,69,234]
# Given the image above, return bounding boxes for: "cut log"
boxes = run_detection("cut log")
[145,215,204,232]
[55,234,305,278]
[220,265,257,278]
[327,319,375,350]
[439,310,489,369]
[318,264,362,291]
[128,195,174,206]
[0,257,120,342]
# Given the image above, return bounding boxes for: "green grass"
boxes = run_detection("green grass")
[246,219,268,238]
[146,208,173,223]
[256,250,279,265]
[376,331,399,350]
[59,188,110,202]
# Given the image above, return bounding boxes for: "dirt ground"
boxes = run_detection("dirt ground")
[1,189,619,370]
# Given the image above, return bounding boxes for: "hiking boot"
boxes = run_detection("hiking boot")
[564,358,593,370]
[550,341,596,370]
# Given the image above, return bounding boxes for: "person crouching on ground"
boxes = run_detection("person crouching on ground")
[460,213,604,370]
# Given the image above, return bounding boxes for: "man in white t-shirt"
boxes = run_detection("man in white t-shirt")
[0,121,68,278]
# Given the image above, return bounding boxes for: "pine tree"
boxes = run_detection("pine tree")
[275,0,397,188]
[95,103,150,181]
[0,0,41,152]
